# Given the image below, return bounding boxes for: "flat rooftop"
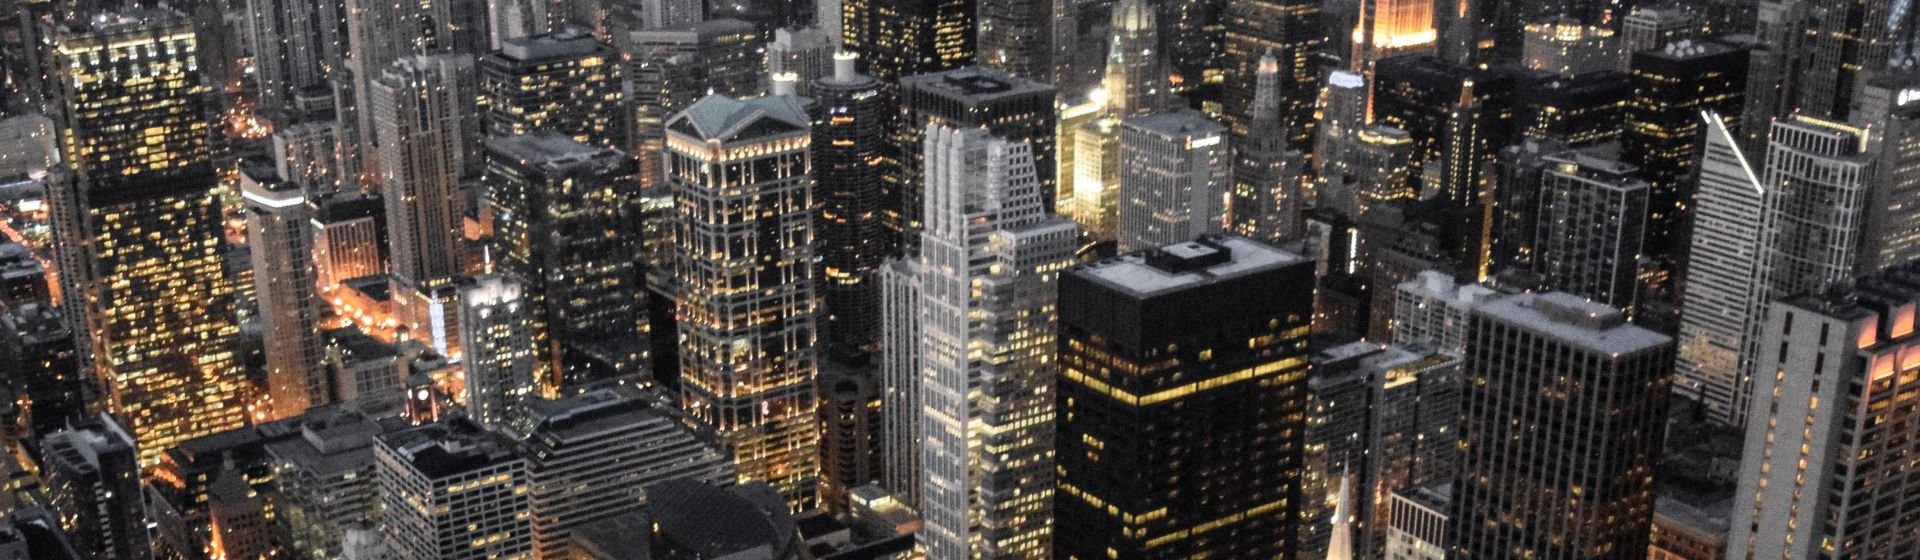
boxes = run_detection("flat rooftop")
[1074,236,1307,298]
[1475,292,1670,356]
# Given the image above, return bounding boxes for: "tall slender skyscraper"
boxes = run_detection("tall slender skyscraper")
[1530,152,1649,312]
[1101,0,1168,118]
[1115,112,1230,252]
[460,275,539,429]
[1728,267,1920,558]
[242,167,330,419]
[1761,115,1874,300]
[891,124,1078,560]
[896,68,1058,248]
[1054,236,1313,559]
[44,9,246,466]
[246,0,344,116]
[371,54,476,286]
[811,53,892,353]
[666,94,822,509]
[1623,39,1748,261]
[1673,111,1772,426]
[1233,50,1308,242]
[1449,292,1672,560]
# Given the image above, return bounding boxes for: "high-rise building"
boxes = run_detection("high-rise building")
[375,419,534,560]
[370,54,477,286]
[1449,292,1672,560]
[1115,112,1230,252]
[1100,0,1167,118]
[1727,267,1920,558]
[245,0,343,116]
[265,409,407,560]
[40,414,148,560]
[1741,0,1874,133]
[889,125,1078,560]
[896,67,1058,248]
[484,133,647,391]
[1530,151,1649,312]
[665,94,822,509]
[1520,18,1617,76]
[1068,115,1122,242]
[1513,70,1629,148]
[1231,52,1308,243]
[0,304,82,440]
[1858,78,1920,272]
[1391,270,1500,353]
[44,9,247,467]
[1761,115,1874,300]
[512,389,737,559]
[1373,56,1518,272]
[1222,0,1325,145]
[340,0,460,181]
[312,191,389,293]
[811,53,892,353]
[876,259,922,503]
[460,275,539,429]
[977,0,1070,84]
[1623,39,1748,261]
[766,26,837,95]
[1350,0,1438,77]
[1384,484,1449,560]
[1054,236,1312,559]
[480,31,626,149]
[839,0,973,81]
[818,363,884,512]
[621,18,762,187]
[243,166,331,419]
[272,120,347,195]
[1672,112,1772,426]
[1618,4,1696,68]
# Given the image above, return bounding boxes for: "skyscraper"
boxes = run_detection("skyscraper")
[839,0,973,81]
[40,415,148,560]
[1231,51,1308,242]
[1761,115,1874,300]
[766,26,837,95]
[272,121,348,194]
[1222,0,1324,145]
[513,390,737,559]
[666,94,821,509]
[1115,112,1230,252]
[811,53,892,353]
[896,68,1058,248]
[1449,292,1672,560]
[621,18,763,187]
[1673,112,1772,425]
[1727,266,1920,558]
[245,0,343,116]
[264,408,406,560]
[242,166,330,419]
[1618,4,1696,68]
[480,30,626,149]
[1622,39,1748,261]
[891,124,1078,560]
[44,9,246,466]
[1520,18,1617,77]
[1100,0,1168,118]
[1530,152,1649,312]
[460,274,539,429]
[370,54,477,286]
[484,133,647,390]
[312,191,388,294]
[977,0,1070,84]
[375,419,534,560]
[1054,236,1312,559]
[0,304,82,440]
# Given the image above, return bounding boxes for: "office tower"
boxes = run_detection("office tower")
[1373,56,1517,262]
[0,304,81,439]
[1323,125,1416,218]
[460,275,539,428]
[1303,341,1461,559]
[484,133,646,390]
[637,0,702,29]
[1623,39,1748,261]
[1232,52,1308,243]
[341,0,455,180]
[273,121,347,194]
[1101,0,1167,118]
[514,390,737,559]
[243,167,331,419]
[1491,139,1565,272]
[313,191,388,292]
[480,31,626,149]
[1742,0,1873,133]
[1351,0,1438,76]
[891,125,1078,560]
[876,259,922,503]
[40,414,148,560]
[1514,71,1629,148]
[1054,236,1310,559]
[44,10,246,466]
[812,54,891,353]
[1673,112,1771,425]
[265,409,406,560]
[370,54,477,286]
[1728,267,1920,558]
[1529,152,1649,312]
[1391,270,1500,352]
[1115,112,1230,252]
[376,419,534,560]
[1853,74,1920,273]
[896,68,1058,247]
[1762,115,1873,298]
[1222,0,1324,145]
[1521,18,1617,76]
[977,0,1069,84]
[1068,116,1122,242]
[1385,484,1450,560]
[245,0,343,115]
[1449,292,1672,560]
[840,0,973,81]
[818,364,884,512]
[666,94,821,509]
[622,18,762,186]
[1314,69,1369,180]
[767,27,837,95]
[1618,4,1696,68]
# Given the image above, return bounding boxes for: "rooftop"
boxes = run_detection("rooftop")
[487,132,627,174]
[1075,236,1307,297]
[376,418,519,480]
[497,29,600,61]
[668,94,810,143]
[1119,111,1227,141]
[900,66,1055,101]
[1475,292,1671,355]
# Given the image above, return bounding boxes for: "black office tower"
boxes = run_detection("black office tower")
[1055,235,1313,559]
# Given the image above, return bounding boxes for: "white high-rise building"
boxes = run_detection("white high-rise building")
[460,275,538,428]
[1391,270,1501,354]
[1618,4,1695,69]
[242,169,329,419]
[375,419,533,560]
[878,259,922,506]
[1761,114,1873,299]
[1115,111,1230,253]
[370,54,477,285]
[1673,111,1774,425]
[1728,269,1920,558]
[888,124,1078,560]
[765,27,836,95]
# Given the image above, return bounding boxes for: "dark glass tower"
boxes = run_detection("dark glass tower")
[479,30,627,149]
[1221,0,1325,147]
[1622,39,1749,262]
[811,53,892,354]
[840,0,974,82]
[896,67,1057,251]
[1055,235,1313,559]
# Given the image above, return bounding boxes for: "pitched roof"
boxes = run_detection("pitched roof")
[668,94,810,142]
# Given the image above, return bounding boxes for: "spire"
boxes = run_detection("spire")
[1252,49,1282,124]
[1102,0,1165,117]
[1325,470,1355,560]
